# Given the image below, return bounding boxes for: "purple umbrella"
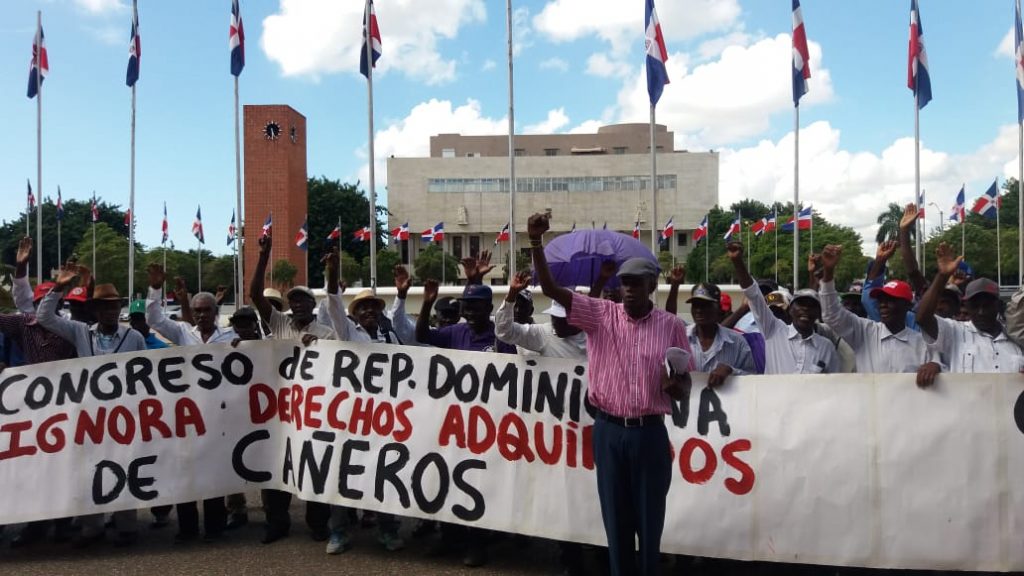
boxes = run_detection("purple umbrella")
[539,229,659,289]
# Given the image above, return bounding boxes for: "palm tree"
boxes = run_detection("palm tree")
[875,202,915,244]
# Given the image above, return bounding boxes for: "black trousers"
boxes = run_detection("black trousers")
[593,416,672,576]
[261,489,330,534]
[176,498,227,537]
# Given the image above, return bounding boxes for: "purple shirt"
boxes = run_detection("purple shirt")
[568,292,691,418]
[425,322,516,354]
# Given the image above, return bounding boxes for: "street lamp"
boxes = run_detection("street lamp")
[928,202,944,232]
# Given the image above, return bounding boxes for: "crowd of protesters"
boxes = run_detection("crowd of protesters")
[0,202,1021,576]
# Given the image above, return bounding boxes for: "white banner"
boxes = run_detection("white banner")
[0,340,1021,571]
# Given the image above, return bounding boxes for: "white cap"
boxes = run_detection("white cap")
[542,301,567,318]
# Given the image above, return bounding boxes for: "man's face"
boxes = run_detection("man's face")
[620,275,653,318]
[770,306,790,324]
[689,299,718,327]
[460,299,492,330]
[289,295,315,324]
[232,318,261,340]
[877,295,909,327]
[68,301,93,323]
[92,300,121,328]
[788,299,820,334]
[551,316,581,339]
[514,297,534,324]
[964,294,1001,333]
[129,314,149,337]
[437,310,460,327]
[353,301,381,333]
[936,293,961,319]
[192,300,218,332]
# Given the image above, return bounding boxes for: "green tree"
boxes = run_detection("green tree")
[306,177,387,288]
[203,255,237,297]
[272,259,298,288]
[657,251,675,279]
[876,202,911,245]
[363,249,402,287]
[72,222,146,297]
[413,244,459,283]
[339,251,363,287]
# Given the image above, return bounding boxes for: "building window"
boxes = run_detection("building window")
[469,235,481,258]
[544,148,559,156]
[514,148,526,157]
[453,236,463,259]
[442,148,455,158]
[676,232,688,247]
[613,147,627,155]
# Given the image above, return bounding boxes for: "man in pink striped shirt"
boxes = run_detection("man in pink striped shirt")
[527,213,692,576]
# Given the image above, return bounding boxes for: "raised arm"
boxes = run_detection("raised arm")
[807,253,820,292]
[495,270,547,351]
[897,203,928,295]
[173,277,194,326]
[145,263,189,345]
[665,264,685,316]
[915,242,962,340]
[460,250,494,286]
[388,265,418,344]
[861,240,898,322]
[12,237,35,314]
[819,244,863,347]
[36,264,86,344]
[528,213,573,311]
[249,233,274,322]
[323,247,356,341]
[416,279,440,344]
[728,242,781,339]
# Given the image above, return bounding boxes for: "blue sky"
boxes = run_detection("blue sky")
[1,0,1020,255]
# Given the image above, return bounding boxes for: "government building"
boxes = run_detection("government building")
[387,123,719,282]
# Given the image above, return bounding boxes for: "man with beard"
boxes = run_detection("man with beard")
[729,243,838,374]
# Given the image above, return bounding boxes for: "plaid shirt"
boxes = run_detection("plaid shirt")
[0,313,77,365]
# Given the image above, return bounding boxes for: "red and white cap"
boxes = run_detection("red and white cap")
[869,280,913,303]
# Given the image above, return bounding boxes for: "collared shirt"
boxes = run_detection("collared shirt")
[146,287,237,346]
[925,317,1023,373]
[423,321,516,354]
[0,312,77,365]
[37,291,146,357]
[568,292,691,419]
[267,307,337,341]
[319,294,418,345]
[687,324,756,375]
[494,300,587,360]
[742,283,838,374]
[821,280,928,373]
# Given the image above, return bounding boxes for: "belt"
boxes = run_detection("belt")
[595,410,663,428]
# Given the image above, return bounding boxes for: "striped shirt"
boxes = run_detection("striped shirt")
[568,292,691,419]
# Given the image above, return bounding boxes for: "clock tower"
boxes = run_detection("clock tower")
[243,105,308,296]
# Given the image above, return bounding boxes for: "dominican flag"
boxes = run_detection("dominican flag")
[192,206,204,244]
[907,0,931,109]
[327,226,341,241]
[124,209,132,229]
[424,222,445,242]
[295,217,309,250]
[692,215,708,244]
[765,212,777,233]
[632,219,640,239]
[91,194,99,222]
[360,0,382,78]
[420,226,434,242]
[949,186,966,223]
[782,206,813,232]
[56,187,64,222]
[645,0,670,106]
[724,215,741,242]
[494,222,510,245]
[1016,0,1024,123]
[391,222,409,241]
[661,217,674,240]
[161,202,169,244]
[917,190,926,218]
[752,216,767,237]
[354,226,372,242]
[792,0,811,105]
[227,210,236,246]
[230,0,245,76]
[126,1,141,87]
[26,181,35,211]
[971,180,1000,220]
[261,213,273,238]
[27,23,48,99]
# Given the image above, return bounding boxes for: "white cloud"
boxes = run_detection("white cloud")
[73,0,127,14]
[719,121,1020,250]
[523,108,570,134]
[585,52,631,78]
[534,0,740,55]
[261,0,486,83]
[539,57,569,72]
[696,30,754,61]
[513,6,533,56]
[996,27,1015,59]
[481,59,497,71]
[614,34,834,148]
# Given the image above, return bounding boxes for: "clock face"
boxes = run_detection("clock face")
[264,121,281,140]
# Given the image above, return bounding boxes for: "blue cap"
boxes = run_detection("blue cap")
[460,284,493,301]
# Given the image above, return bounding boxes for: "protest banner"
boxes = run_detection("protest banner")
[0,340,1021,571]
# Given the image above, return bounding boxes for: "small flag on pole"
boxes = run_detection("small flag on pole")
[327,226,341,240]
[724,215,741,242]
[261,213,273,238]
[917,190,926,218]
[660,217,675,240]
[91,194,99,222]
[431,222,445,242]
[494,222,510,245]
[391,222,409,241]
[192,206,204,244]
[971,180,1000,220]
[161,202,169,244]
[26,180,35,211]
[1016,0,1024,123]
[692,215,708,244]
[27,24,48,99]
[124,209,132,229]
[752,216,767,237]
[360,0,382,78]
[782,206,813,232]
[295,217,308,250]
[907,0,932,109]
[126,1,141,87]
[792,0,811,105]
[56,187,64,222]
[632,219,640,239]
[354,226,372,242]
[949,186,966,223]
[227,210,236,245]
[765,213,777,233]
[230,0,245,76]
[645,0,670,106]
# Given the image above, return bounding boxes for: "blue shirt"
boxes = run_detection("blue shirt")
[425,322,516,354]
[144,333,170,350]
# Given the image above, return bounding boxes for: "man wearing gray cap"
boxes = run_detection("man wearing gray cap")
[527,213,692,576]
[728,243,839,375]
[686,281,756,385]
[916,243,1022,380]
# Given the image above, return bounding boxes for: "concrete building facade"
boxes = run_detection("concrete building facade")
[387,123,718,282]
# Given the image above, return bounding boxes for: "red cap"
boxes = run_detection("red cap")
[719,293,733,313]
[32,282,56,302]
[869,280,913,303]
[65,286,89,303]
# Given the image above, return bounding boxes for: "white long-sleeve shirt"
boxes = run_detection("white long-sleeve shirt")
[493,300,586,359]
[743,283,839,374]
[13,276,35,314]
[318,294,417,345]
[925,316,1023,373]
[146,287,236,346]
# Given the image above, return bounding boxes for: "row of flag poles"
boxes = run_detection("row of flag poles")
[20,0,1024,295]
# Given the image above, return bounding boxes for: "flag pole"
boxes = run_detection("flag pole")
[793,104,800,289]
[650,104,659,259]
[233,75,244,305]
[57,197,61,268]
[127,0,138,300]
[506,0,517,280]
[92,192,97,277]
[441,236,446,286]
[914,94,922,269]
[704,216,709,282]
[197,236,202,293]
[337,216,343,285]
[364,0,378,294]
[1020,117,1024,285]
[921,189,927,274]
[35,11,43,285]
[997,181,1002,286]
[774,206,779,283]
